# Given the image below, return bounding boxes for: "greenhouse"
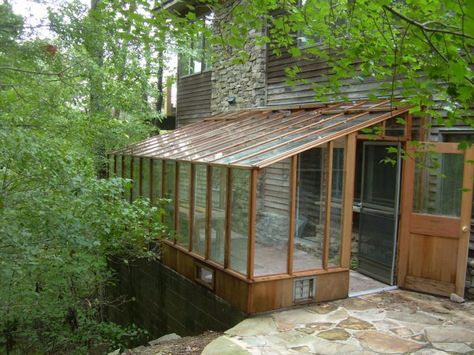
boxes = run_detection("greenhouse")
[109,100,416,313]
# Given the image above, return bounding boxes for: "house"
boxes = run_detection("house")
[109,1,474,315]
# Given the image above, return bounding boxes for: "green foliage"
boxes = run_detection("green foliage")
[0,1,169,353]
[176,0,474,130]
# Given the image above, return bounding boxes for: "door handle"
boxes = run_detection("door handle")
[462,226,470,232]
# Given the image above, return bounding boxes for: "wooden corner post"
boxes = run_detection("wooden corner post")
[247,169,258,280]
[340,133,357,269]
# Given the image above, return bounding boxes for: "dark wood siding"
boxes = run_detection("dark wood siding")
[266,51,392,106]
[176,71,212,127]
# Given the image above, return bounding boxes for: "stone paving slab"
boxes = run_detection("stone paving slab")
[202,290,474,355]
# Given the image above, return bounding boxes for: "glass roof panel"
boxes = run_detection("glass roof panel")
[109,101,411,168]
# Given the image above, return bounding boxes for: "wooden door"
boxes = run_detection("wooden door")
[398,142,474,297]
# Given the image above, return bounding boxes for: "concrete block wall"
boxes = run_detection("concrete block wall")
[107,258,245,338]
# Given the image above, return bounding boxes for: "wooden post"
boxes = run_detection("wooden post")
[455,146,474,296]
[113,154,117,177]
[340,133,357,269]
[396,142,415,287]
[205,165,212,259]
[287,156,297,275]
[189,164,195,252]
[224,168,232,269]
[323,142,334,270]
[247,169,257,280]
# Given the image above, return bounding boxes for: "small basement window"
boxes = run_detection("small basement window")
[293,277,316,303]
[195,263,215,289]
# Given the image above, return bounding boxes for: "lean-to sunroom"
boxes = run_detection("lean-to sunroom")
[109,100,413,314]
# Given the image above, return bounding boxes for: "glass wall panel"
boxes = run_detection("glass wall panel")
[163,160,176,233]
[254,159,290,276]
[152,159,162,203]
[329,139,346,267]
[210,167,227,264]
[108,155,115,178]
[293,144,328,271]
[230,168,250,275]
[132,157,141,201]
[123,155,132,202]
[193,164,207,256]
[116,155,122,179]
[142,158,151,199]
[413,152,464,217]
[177,162,191,248]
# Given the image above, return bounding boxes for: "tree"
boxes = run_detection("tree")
[172,0,474,139]
[0,1,169,352]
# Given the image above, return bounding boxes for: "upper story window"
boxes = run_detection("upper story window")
[179,13,214,77]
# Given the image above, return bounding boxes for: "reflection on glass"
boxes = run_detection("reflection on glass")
[254,159,290,276]
[123,156,132,202]
[177,162,190,248]
[363,145,397,208]
[132,157,140,201]
[329,139,345,267]
[210,167,227,264]
[142,158,150,199]
[413,151,464,217]
[193,164,207,256]
[152,159,162,204]
[230,169,250,275]
[294,145,327,271]
[108,155,115,178]
[116,155,122,179]
[163,160,176,233]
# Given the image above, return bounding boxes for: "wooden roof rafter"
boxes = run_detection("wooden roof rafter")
[111,100,412,168]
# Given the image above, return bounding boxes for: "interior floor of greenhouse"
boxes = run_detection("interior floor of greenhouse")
[348,270,395,297]
[253,243,333,277]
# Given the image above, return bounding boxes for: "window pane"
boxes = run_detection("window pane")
[230,169,250,275]
[413,151,464,217]
[132,157,140,201]
[180,53,191,76]
[142,158,151,199]
[152,159,162,204]
[123,156,132,202]
[255,159,290,276]
[329,139,345,267]
[193,164,207,256]
[177,162,191,248]
[108,155,115,178]
[363,145,398,208]
[210,167,227,264]
[163,160,176,232]
[116,155,122,179]
[294,145,328,271]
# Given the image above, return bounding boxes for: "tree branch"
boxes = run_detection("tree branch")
[383,5,474,40]
[0,67,66,76]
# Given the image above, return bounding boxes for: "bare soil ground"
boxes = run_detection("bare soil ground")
[123,331,222,355]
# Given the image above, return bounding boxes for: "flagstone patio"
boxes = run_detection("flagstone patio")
[202,290,474,354]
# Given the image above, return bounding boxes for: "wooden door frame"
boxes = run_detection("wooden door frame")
[397,142,474,297]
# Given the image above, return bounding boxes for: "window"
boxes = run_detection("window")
[209,166,227,264]
[179,13,214,77]
[195,263,214,289]
[293,277,316,303]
